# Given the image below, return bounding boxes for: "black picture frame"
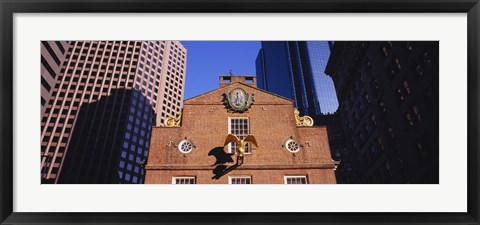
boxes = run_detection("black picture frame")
[1,0,479,224]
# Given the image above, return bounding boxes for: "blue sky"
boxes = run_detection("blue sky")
[180,41,261,99]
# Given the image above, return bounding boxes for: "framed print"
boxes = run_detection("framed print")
[1,0,479,224]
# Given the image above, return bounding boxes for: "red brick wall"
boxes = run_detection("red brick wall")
[146,82,336,184]
[146,169,336,184]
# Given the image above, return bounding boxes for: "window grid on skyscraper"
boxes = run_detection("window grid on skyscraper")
[40,40,187,184]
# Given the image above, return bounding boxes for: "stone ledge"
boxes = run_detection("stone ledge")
[146,163,335,170]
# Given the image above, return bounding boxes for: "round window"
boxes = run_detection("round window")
[285,139,300,153]
[178,140,193,154]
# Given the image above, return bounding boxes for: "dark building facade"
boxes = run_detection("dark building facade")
[325,41,439,184]
[40,41,187,184]
[58,89,156,184]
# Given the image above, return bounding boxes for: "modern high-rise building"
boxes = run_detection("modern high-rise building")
[325,41,439,183]
[256,41,346,180]
[41,41,70,117]
[40,41,187,184]
[255,41,338,116]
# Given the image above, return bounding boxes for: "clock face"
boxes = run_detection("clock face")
[230,89,246,109]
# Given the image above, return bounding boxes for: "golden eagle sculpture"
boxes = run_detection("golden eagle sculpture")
[224,134,258,162]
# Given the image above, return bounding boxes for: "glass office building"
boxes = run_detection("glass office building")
[256,41,339,116]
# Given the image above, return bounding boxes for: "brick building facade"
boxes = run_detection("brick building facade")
[145,76,336,184]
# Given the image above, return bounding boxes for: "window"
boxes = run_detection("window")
[381,41,392,57]
[55,41,66,54]
[396,80,411,102]
[41,56,57,79]
[406,113,414,126]
[413,106,422,122]
[415,139,427,158]
[406,106,422,127]
[42,42,61,65]
[229,176,252,184]
[370,113,377,126]
[405,41,414,51]
[388,58,402,75]
[423,52,432,64]
[387,126,395,141]
[285,139,300,153]
[41,155,52,176]
[172,177,196,184]
[228,117,250,154]
[41,76,51,92]
[415,64,424,77]
[178,139,193,154]
[285,176,308,184]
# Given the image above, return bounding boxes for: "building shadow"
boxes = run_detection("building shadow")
[211,163,240,180]
[208,147,240,180]
[57,88,155,184]
[208,147,234,166]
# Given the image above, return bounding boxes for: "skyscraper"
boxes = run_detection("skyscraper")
[256,41,345,181]
[41,41,70,117]
[255,41,339,116]
[40,41,187,184]
[325,41,439,183]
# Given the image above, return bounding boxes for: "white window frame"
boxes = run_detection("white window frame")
[284,175,308,184]
[285,139,301,153]
[227,117,251,155]
[228,175,252,184]
[178,139,193,154]
[172,176,196,184]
